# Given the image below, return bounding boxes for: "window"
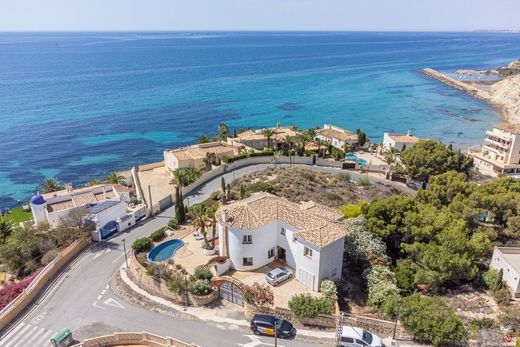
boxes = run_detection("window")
[268,248,275,258]
[281,227,286,236]
[242,235,252,244]
[304,246,313,258]
[341,337,354,343]
[243,257,253,266]
[355,339,368,346]
[292,235,297,243]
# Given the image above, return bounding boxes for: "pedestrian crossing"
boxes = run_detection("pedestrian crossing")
[0,322,54,347]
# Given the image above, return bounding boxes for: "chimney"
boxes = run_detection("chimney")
[276,122,280,129]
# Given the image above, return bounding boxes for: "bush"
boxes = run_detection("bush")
[188,279,213,296]
[482,268,501,290]
[338,172,351,182]
[344,216,389,269]
[150,228,166,242]
[493,286,511,305]
[132,237,152,253]
[249,150,274,157]
[341,204,362,219]
[146,263,171,280]
[194,266,213,281]
[386,293,466,346]
[168,218,179,230]
[0,274,37,310]
[288,294,333,318]
[358,176,371,187]
[167,276,186,295]
[320,279,337,303]
[244,282,274,306]
[41,249,59,265]
[363,265,400,307]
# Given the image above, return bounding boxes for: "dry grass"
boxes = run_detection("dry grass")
[231,167,404,208]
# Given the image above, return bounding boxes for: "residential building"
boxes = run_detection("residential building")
[317,124,358,150]
[163,141,238,174]
[227,123,299,150]
[217,192,347,291]
[468,124,520,177]
[490,247,520,298]
[382,131,420,152]
[29,184,146,240]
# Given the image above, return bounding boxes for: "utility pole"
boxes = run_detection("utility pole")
[392,299,402,341]
[184,273,189,311]
[274,316,278,347]
[148,185,153,215]
[122,239,129,268]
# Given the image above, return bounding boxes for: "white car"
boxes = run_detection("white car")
[266,267,293,286]
[340,326,383,347]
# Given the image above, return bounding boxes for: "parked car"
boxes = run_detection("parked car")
[250,314,295,339]
[340,326,383,347]
[266,267,292,286]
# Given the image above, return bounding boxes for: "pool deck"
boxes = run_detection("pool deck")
[169,227,213,275]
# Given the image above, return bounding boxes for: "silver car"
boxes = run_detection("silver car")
[266,267,293,286]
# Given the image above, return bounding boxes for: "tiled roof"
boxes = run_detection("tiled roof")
[234,126,299,142]
[495,123,520,134]
[387,133,420,143]
[42,184,115,200]
[318,128,358,142]
[166,142,237,161]
[217,193,347,248]
[72,192,98,207]
[47,199,74,213]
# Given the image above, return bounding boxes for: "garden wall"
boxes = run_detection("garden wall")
[0,237,90,331]
[75,331,199,347]
[139,161,165,172]
[127,252,218,307]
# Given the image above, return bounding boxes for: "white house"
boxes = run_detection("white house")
[317,124,358,150]
[217,192,347,291]
[163,141,238,174]
[29,184,146,241]
[490,247,520,298]
[382,131,419,152]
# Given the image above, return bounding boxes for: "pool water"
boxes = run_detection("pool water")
[147,239,185,262]
[345,153,367,165]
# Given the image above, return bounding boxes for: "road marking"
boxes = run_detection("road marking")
[101,289,106,295]
[103,298,125,309]
[1,323,54,347]
[92,301,106,310]
[97,295,102,300]
[238,335,284,347]
[105,284,109,289]
[0,322,26,342]
[111,249,130,263]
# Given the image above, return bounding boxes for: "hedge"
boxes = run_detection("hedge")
[132,237,152,253]
[150,228,166,242]
[288,293,333,318]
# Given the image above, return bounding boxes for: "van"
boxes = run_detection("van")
[340,326,383,347]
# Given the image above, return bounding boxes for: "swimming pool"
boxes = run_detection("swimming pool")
[147,239,185,262]
[345,153,367,165]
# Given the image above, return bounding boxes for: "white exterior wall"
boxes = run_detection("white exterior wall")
[317,134,345,150]
[276,222,298,269]
[92,201,128,231]
[225,222,278,271]
[490,248,520,296]
[46,208,77,227]
[30,203,48,225]
[318,237,345,284]
[294,238,322,291]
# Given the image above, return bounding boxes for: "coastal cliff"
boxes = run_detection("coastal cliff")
[422,66,520,123]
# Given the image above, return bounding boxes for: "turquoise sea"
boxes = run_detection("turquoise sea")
[1,31,520,206]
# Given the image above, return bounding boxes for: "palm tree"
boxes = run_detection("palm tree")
[383,148,397,166]
[0,217,14,244]
[295,133,310,154]
[305,128,318,140]
[218,123,229,141]
[170,168,201,188]
[188,204,210,249]
[323,140,332,157]
[206,206,218,249]
[343,142,353,154]
[105,171,124,185]
[85,179,101,187]
[41,178,64,193]
[197,134,211,144]
[262,128,275,149]
[203,152,215,171]
[314,138,324,157]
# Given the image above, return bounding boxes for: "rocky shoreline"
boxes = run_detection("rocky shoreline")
[422,65,520,124]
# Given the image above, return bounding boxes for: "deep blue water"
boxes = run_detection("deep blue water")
[148,239,185,262]
[1,31,520,206]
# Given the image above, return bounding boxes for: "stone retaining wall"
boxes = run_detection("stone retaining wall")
[0,237,90,331]
[127,252,218,307]
[75,331,199,347]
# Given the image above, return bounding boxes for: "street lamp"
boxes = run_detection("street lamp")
[122,239,129,268]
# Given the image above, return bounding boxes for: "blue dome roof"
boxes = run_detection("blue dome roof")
[30,194,46,205]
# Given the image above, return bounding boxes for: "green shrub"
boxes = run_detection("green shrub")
[150,228,166,242]
[194,265,213,281]
[385,293,466,346]
[338,172,351,182]
[482,268,500,290]
[341,204,362,219]
[249,150,274,157]
[493,286,511,305]
[146,263,171,280]
[320,279,337,303]
[168,218,179,230]
[167,276,186,295]
[358,176,371,187]
[132,237,152,253]
[288,294,333,318]
[188,279,213,296]
[304,150,317,156]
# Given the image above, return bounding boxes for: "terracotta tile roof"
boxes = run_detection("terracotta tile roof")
[217,193,347,248]
[387,133,420,143]
[236,130,267,141]
[47,199,74,213]
[234,126,299,142]
[72,192,98,206]
[166,142,237,161]
[42,184,114,200]
[318,128,358,142]
[495,123,520,134]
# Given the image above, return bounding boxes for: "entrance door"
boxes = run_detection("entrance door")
[277,246,286,262]
[219,281,244,306]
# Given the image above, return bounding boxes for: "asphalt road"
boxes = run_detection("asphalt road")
[0,163,411,347]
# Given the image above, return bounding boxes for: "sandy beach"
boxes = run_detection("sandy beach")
[422,67,520,124]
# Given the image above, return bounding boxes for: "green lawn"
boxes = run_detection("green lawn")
[3,205,33,224]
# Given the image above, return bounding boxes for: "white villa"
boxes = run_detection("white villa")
[163,141,238,174]
[490,247,520,298]
[316,124,358,150]
[30,184,146,241]
[227,123,299,150]
[217,192,347,291]
[382,131,419,152]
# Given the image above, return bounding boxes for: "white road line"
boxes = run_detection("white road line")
[21,326,46,347]
[92,252,102,260]
[105,284,109,289]
[5,324,39,347]
[96,295,102,300]
[101,289,106,295]
[0,322,25,342]
[33,329,54,347]
[3,323,32,347]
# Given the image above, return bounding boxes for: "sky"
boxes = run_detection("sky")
[1,0,519,32]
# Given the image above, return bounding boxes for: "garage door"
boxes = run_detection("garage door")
[297,268,315,290]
